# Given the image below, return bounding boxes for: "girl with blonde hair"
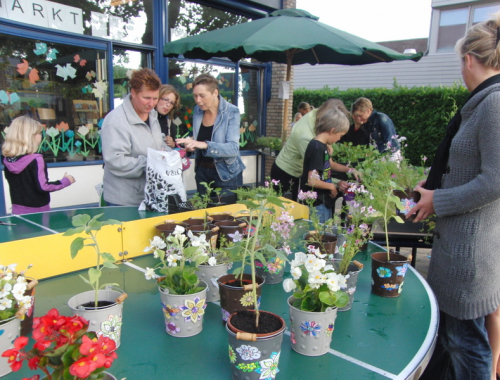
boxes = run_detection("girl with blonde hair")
[2,116,75,214]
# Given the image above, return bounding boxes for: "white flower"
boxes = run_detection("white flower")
[283,278,297,293]
[0,283,12,298]
[7,264,17,272]
[291,266,302,280]
[307,271,325,289]
[144,236,166,252]
[304,254,325,272]
[324,264,334,272]
[0,298,12,310]
[294,252,307,263]
[19,295,32,310]
[167,253,182,267]
[208,257,217,266]
[325,273,341,291]
[144,267,156,280]
[174,225,185,235]
[188,230,210,249]
[3,273,13,282]
[16,276,25,283]
[12,282,27,301]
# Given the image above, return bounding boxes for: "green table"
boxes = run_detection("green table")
[0,208,438,380]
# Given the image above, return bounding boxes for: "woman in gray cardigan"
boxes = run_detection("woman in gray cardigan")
[409,12,500,380]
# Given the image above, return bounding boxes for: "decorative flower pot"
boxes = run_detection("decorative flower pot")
[255,259,285,285]
[393,189,421,222]
[217,274,265,323]
[20,278,37,336]
[68,287,127,348]
[208,212,234,222]
[304,232,337,255]
[371,252,411,298]
[338,261,363,311]
[197,263,228,302]
[215,220,247,246]
[186,224,219,249]
[157,281,207,338]
[0,315,21,377]
[288,296,338,356]
[155,220,189,238]
[226,310,286,380]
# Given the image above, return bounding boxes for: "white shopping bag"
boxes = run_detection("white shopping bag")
[140,147,187,212]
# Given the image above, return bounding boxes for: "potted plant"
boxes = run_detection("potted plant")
[223,185,288,380]
[298,190,338,255]
[0,263,34,377]
[283,249,349,356]
[2,308,118,380]
[64,214,127,347]
[143,225,210,337]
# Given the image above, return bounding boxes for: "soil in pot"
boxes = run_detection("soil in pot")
[229,310,282,334]
[183,216,213,226]
[80,300,115,309]
[208,212,234,222]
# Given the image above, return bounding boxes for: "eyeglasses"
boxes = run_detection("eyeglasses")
[159,98,175,107]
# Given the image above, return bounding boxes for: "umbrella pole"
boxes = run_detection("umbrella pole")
[282,58,292,143]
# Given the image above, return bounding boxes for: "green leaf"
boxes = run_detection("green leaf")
[232,267,244,275]
[62,226,85,236]
[101,252,117,262]
[69,237,86,259]
[183,272,199,286]
[319,291,336,306]
[266,195,289,208]
[335,291,349,308]
[79,274,92,286]
[88,218,102,232]
[102,219,122,226]
[301,296,316,312]
[102,261,118,269]
[238,199,260,210]
[394,215,405,223]
[99,282,119,290]
[71,214,91,227]
[88,267,101,286]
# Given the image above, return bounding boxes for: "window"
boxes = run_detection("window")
[436,3,500,53]
[0,0,152,44]
[0,33,108,162]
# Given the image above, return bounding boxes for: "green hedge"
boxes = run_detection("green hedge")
[293,84,469,165]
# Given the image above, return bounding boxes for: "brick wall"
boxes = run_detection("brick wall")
[263,0,296,177]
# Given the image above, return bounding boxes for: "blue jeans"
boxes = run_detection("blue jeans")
[311,204,331,224]
[420,311,491,380]
[195,166,242,204]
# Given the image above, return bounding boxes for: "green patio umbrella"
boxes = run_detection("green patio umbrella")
[164,9,423,141]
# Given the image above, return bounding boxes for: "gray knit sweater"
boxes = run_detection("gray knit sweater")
[101,95,164,206]
[428,83,500,320]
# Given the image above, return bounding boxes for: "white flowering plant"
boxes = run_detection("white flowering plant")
[283,248,348,312]
[143,226,210,295]
[0,264,33,321]
[64,214,121,308]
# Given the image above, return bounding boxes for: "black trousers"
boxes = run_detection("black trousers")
[270,162,300,202]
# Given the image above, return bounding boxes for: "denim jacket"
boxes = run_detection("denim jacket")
[366,110,400,153]
[193,96,245,181]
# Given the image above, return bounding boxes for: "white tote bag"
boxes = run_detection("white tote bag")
[140,147,187,212]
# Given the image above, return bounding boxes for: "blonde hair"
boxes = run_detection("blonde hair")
[456,11,500,69]
[352,97,373,114]
[158,84,181,117]
[2,116,43,157]
[315,107,349,135]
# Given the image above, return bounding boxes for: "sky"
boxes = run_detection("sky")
[295,0,433,42]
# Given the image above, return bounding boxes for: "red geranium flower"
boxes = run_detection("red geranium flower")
[2,336,28,371]
[69,357,97,379]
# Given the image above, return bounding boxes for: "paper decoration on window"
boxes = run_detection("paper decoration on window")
[17,59,29,75]
[173,117,182,126]
[78,125,89,136]
[46,127,60,138]
[98,118,104,128]
[74,54,81,63]
[179,76,186,84]
[122,81,128,88]
[79,60,87,67]
[33,43,47,55]
[126,69,133,79]
[186,83,193,90]
[46,48,59,62]
[86,70,96,81]
[92,80,107,98]
[55,64,77,81]
[29,68,39,85]
[253,120,258,126]
[0,91,21,105]
[56,121,69,131]
[82,85,93,94]
[0,91,9,104]
[249,124,256,132]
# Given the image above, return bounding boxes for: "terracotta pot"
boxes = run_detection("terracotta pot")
[393,189,421,222]
[68,288,127,348]
[217,274,265,323]
[155,220,189,238]
[371,252,411,298]
[186,224,219,249]
[20,278,37,336]
[157,280,207,338]
[215,220,247,246]
[226,310,286,380]
[183,216,213,226]
[208,212,234,222]
[288,296,338,356]
[304,232,337,255]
